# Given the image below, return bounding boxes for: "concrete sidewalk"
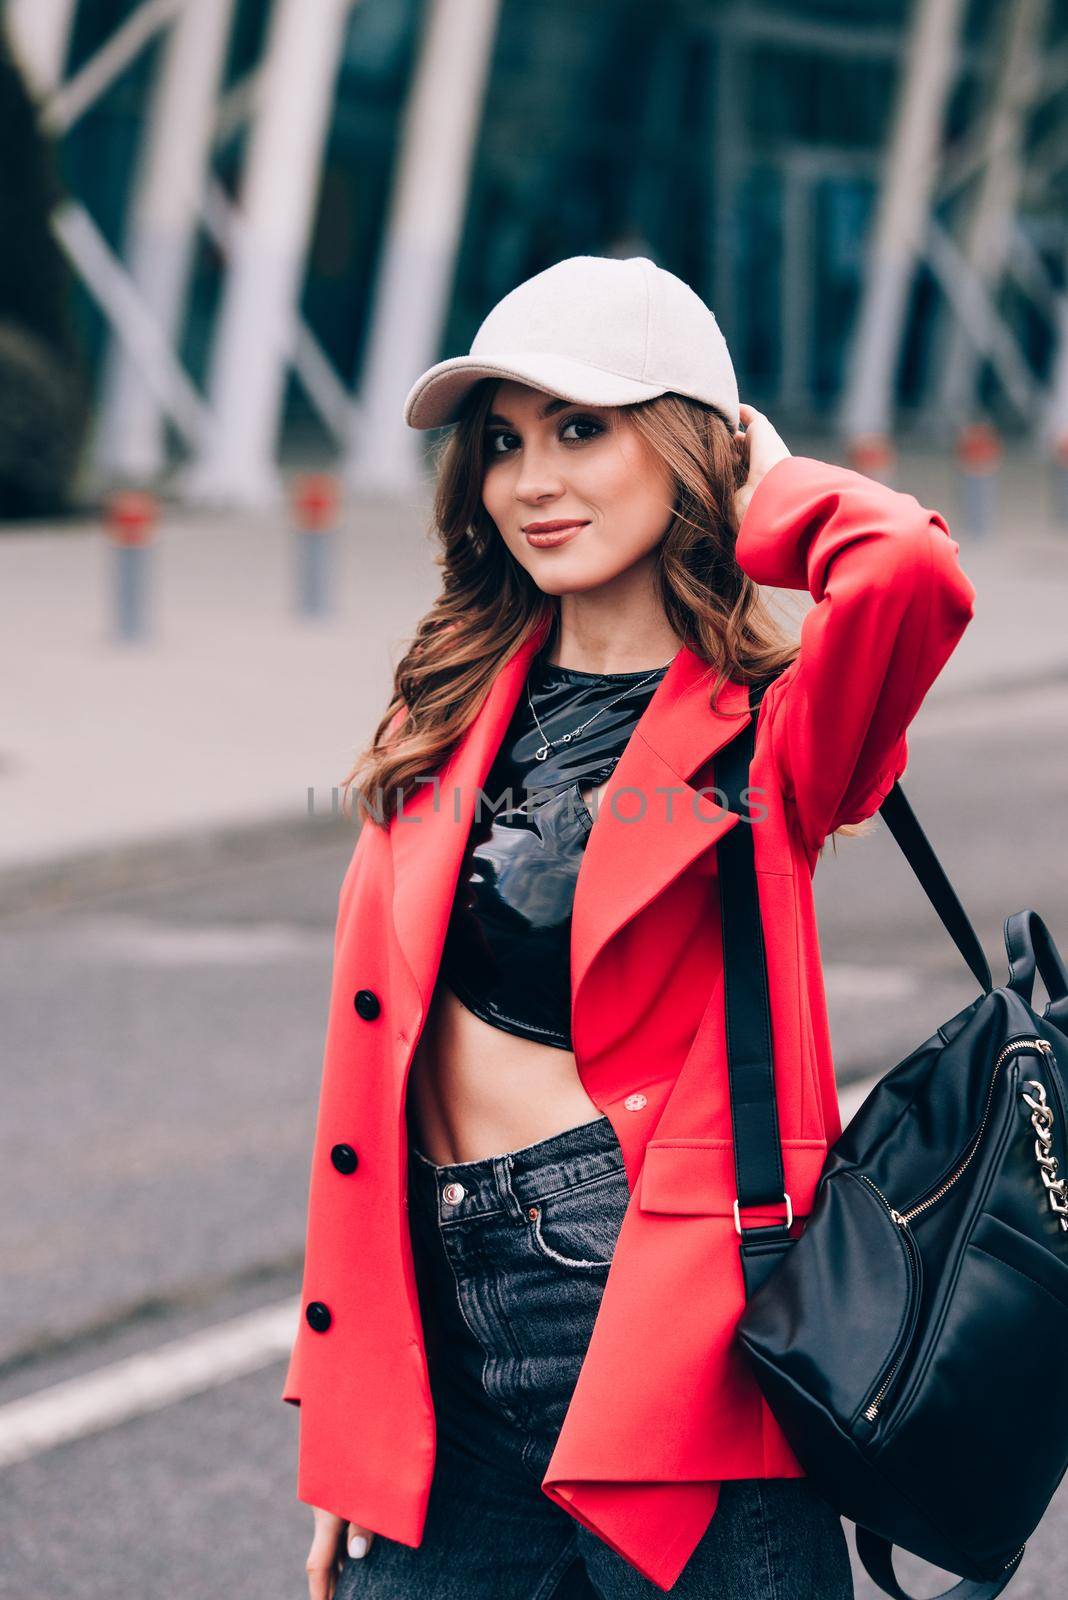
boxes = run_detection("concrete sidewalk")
[1,445,1066,884]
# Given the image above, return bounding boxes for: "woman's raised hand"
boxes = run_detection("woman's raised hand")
[732,402,792,526]
[306,1505,375,1599]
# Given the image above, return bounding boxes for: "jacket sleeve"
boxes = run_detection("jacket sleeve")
[734,455,976,855]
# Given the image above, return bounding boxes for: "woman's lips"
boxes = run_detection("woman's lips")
[523,521,589,548]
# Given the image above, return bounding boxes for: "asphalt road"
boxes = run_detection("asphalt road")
[1,678,1066,1599]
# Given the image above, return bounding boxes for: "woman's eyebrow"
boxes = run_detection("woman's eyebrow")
[485,397,576,426]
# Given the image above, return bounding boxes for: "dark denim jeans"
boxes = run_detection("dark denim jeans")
[335,1113,853,1599]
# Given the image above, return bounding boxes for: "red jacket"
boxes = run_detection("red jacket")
[281,456,975,1590]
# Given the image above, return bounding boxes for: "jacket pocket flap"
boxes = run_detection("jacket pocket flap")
[638,1137,828,1219]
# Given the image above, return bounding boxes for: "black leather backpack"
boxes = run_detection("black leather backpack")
[716,678,1068,1600]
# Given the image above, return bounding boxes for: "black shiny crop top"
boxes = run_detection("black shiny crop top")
[438,644,673,1050]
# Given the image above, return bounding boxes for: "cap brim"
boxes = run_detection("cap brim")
[403,352,669,430]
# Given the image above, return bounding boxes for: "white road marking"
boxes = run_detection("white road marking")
[0,1060,885,1472]
[0,1297,300,1468]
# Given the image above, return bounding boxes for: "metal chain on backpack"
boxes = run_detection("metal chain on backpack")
[1021,1079,1068,1230]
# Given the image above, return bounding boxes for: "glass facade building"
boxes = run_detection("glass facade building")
[26,0,1068,467]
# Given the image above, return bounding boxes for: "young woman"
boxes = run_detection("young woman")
[283,256,976,1600]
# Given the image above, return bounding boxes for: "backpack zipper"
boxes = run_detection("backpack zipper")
[897,1037,1053,1226]
[855,1174,921,1423]
[858,1036,1054,1424]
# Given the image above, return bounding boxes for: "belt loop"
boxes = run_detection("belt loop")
[493,1153,524,1220]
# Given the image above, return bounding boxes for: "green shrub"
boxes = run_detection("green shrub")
[0,320,89,518]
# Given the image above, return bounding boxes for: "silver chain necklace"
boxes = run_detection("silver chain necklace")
[526,656,673,762]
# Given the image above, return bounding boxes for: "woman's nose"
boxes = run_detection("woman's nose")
[514,457,566,502]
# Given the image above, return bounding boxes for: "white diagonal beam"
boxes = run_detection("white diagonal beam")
[839,0,967,442]
[4,0,78,97]
[52,199,208,443]
[344,0,502,494]
[92,0,237,481]
[180,0,353,508]
[936,0,1048,417]
[42,0,185,136]
[199,177,357,443]
[923,218,1036,417]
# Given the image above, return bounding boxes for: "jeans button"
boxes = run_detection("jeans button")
[442,1181,466,1204]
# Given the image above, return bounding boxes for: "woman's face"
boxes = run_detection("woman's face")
[480,380,676,595]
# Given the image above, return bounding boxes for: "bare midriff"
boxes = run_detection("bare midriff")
[406,776,610,1166]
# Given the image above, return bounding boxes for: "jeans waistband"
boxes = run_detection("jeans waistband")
[407,1113,624,1221]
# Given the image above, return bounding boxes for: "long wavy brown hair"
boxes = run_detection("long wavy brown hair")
[342,380,868,851]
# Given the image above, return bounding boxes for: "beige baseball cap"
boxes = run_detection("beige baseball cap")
[403,254,739,431]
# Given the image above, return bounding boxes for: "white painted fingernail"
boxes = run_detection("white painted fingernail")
[348,1534,369,1559]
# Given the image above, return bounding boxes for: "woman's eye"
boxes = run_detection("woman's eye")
[484,414,604,457]
[561,415,604,443]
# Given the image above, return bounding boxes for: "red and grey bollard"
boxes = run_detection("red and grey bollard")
[1053,435,1068,528]
[955,423,1001,539]
[292,473,340,618]
[105,491,159,642]
[846,435,897,486]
